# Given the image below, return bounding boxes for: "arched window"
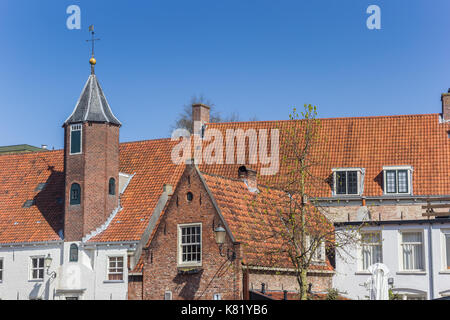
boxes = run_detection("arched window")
[69,244,78,262]
[70,183,81,205]
[109,178,116,195]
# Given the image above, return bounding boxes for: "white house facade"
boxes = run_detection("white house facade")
[334,219,450,300]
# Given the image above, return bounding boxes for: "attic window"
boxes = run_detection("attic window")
[23,200,35,208]
[187,192,194,202]
[332,168,365,196]
[383,166,413,195]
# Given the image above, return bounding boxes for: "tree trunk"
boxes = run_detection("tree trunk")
[299,269,308,300]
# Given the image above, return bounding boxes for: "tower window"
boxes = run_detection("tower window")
[70,183,81,205]
[69,244,78,262]
[109,178,116,195]
[70,124,82,155]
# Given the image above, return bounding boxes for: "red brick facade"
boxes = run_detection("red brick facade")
[139,166,243,300]
[63,122,120,241]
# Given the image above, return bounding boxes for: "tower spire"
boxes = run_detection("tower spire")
[86,25,100,74]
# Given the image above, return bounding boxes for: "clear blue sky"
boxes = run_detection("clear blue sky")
[1,0,449,149]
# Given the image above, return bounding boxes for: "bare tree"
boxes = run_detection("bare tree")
[248,104,365,300]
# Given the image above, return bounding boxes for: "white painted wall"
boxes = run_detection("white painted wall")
[333,222,450,300]
[0,241,135,300]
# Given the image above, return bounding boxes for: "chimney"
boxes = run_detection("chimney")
[238,166,258,191]
[442,89,450,121]
[192,103,210,135]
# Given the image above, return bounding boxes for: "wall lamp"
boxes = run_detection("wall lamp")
[214,226,236,261]
[44,254,57,280]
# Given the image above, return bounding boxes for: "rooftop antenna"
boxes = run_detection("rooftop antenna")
[86,25,100,74]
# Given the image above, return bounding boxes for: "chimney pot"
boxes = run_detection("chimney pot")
[192,104,210,135]
[441,91,450,121]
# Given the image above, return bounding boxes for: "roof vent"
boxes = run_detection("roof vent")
[23,200,35,208]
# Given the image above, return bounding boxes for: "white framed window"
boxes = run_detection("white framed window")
[360,232,382,270]
[178,223,202,266]
[332,168,365,196]
[0,258,3,282]
[213,293,222,300]
[442,230,450,270]
[164,291,173,300]
[107,256,124,281]
[30,257,44,280]
[383,166,413,195]
[400,231,424,271]
[70,124,82,155]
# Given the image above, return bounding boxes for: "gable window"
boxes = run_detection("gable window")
[70,124,82,155]
[70,183,81,205]
[332,168,364,196]
[383,166,413,195]
[401,232,424,271]
[178,224,202,266]
[109,178,116,196]
[30,257,44,280]
[69,244,78,262]
[107,256,124,281]
[361,232,382,270]
[0,258,3,282]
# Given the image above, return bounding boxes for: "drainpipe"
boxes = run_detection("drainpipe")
[428,224,434,300]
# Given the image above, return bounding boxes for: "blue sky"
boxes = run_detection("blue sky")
[1,0,449,149]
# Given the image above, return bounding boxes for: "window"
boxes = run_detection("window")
[307,236,326,262]
[178,224,202,266]
[401,232,424,271]
[30,257,44,280]
[69,244,78,262]
[0,258,3,282]
[213,293,222,300]
[361,232,382,270]
[164,291,173,300]
[444,231,450,270]
[186,192,194,202]
[107,256,124,281]
[383,166,412,195]
[332,168,364,196]
[70,183,81,205]
[70,124,82,155]
[109,178,116,195]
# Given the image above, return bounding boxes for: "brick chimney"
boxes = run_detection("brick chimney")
[192,103,210,135]
[442,89,450,121]
[238,166,258,192]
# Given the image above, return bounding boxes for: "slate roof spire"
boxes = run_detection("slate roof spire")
[64,26,121,127]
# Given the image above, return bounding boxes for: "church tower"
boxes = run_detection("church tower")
[63,35,121,241]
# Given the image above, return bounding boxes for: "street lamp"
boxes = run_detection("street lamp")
[214,225,236,261]
[44,254,57,279]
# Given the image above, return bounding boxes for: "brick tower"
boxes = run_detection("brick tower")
[62,55,121,241]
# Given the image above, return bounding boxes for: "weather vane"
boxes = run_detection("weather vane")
[86,25,100,74]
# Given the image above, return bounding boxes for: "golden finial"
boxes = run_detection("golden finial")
[86,25,100,74]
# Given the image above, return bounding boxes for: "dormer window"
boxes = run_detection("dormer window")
[383,166,413,195]
[70,124,82,155]
[332,168,365,196]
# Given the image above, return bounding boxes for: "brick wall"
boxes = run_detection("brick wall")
[64,122,119,241]
[128,275,143,300]
[248,271,332,293]
[142,166,242,300]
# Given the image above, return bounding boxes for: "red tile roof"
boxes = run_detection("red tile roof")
[201,114,450,197]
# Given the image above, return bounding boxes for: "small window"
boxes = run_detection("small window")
[186,192,194,202]
[69,244,78,262]
[108,256,124,281]
[30,257,44,280]
[0,258,3,282]
[109,178,116,195]
[444,232,450,270]
[332,169,363,196]
[70,183,81,205]
[401,232,424,271]
[361,232,382,270]
[213,293,222,300]
[164,291,173,300]
[307,236,326,262]
[383,167,412,195]
[179,224,202,266]
[70,124,82,155]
